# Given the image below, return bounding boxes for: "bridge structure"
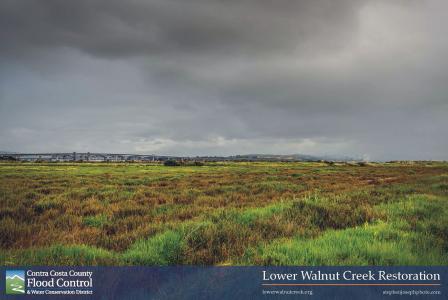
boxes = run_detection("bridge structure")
[0,152,171,162]
[0,153,356,162]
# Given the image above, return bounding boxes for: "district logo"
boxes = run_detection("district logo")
[5,270,25,295]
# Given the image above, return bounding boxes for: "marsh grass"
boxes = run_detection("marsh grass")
[240,192,448,265]
[0,161,447,265]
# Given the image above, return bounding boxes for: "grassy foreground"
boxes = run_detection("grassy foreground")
[0,161,447,266]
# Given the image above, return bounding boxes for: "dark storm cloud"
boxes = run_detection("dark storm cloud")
[0,0,447,160]
[0,0,362,58]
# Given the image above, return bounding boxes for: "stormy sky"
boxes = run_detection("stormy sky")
[0,0,447,160]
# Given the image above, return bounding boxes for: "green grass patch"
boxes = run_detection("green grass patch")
[82,214,109,228]
[240,220,447,265]
[239,193,448,265]
[1,245,118,266]
[123,230,185,265]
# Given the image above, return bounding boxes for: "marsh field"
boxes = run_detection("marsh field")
[0,161,447,266]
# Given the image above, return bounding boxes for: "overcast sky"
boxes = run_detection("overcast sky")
[0,0,447,160]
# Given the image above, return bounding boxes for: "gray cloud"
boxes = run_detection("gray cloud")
[0,0,363,58]
[0,0,447,160]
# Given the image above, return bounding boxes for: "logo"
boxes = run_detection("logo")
[5,270,25,295]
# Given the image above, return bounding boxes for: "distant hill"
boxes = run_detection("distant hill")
[229,154,358,162]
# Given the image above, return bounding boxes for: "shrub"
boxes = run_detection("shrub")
[164,160,180,166]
